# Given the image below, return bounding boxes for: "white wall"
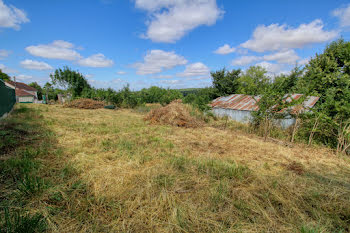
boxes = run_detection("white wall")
[212,107,296,129]
[18,96,34,103]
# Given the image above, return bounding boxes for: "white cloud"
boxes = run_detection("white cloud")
[78,53,114,67]
[298,58,309,66]
[241,20,338,52]
[232,56,260,66]
[332,4,350,27]
[255,61,286,75]
[20,59,53,70]
[135,0,223,43]
[0,49,10,59]
[116,71,126,75]
[233,50,301,67]
[17,74,33,81]
[160,79,180,85]
[133,50,187,75]
[26,40,82,61]
[214,44,235,55]
[0,0,29,30]
[0,63,17,73]
[177,62,210,77]
[263,49,300,64]
[151,74,173,79]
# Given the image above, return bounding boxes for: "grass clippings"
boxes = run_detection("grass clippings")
[64,98,105,109]
[144,100,203,128]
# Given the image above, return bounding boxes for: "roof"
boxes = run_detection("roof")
[16,88,36,97]
[6,80,37,92]
[210,94,319,112]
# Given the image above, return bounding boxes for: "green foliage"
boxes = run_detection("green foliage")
[297,39,350,150]
[236,66,270,95]
[28,82,43,100]
[211,68,241,96]
[0,69,11,81]
[0,208,47,233]
[50,66,91,98]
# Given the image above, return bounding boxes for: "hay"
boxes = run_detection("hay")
[144,100,203,128]
[65,98,105,109]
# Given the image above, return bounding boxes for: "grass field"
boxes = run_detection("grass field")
[1,104,350,232]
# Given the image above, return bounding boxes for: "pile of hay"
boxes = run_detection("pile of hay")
[65,98,105,109]
[144,100,203,128]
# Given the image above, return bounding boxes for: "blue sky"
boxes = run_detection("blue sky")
[0,0,350,90]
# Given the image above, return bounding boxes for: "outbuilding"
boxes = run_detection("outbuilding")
[210,94,319,128]
[5,81,38,103]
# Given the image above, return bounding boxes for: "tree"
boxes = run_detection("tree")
[211,68,241,96]
[236,66,269,95]
[28,82,43,100]
[0,69,11,82]
[300,39,350,152]
[50,66,91,98]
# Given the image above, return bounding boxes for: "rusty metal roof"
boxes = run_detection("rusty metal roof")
[210,94,319,112]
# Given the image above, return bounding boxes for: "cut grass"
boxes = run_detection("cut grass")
[1,104,350,232]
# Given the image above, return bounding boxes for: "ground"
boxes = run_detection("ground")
[1,104,350,232]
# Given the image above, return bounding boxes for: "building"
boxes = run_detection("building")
[210,94,319,128]
[5,81,38,103]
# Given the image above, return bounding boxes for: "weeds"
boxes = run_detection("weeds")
[0,208,47,233]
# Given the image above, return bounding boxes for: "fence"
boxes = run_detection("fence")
[0,79,16,119]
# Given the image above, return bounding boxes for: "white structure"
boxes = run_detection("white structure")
[5,81,38,103]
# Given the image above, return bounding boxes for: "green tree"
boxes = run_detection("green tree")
[28,82,43,100]
[236,66,270,95]
[211,68,241,96]
[0,69,11,82]
[50,66,91,98]
[300,39,350,152]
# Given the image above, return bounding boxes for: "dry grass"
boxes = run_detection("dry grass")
[64,98,105,109]
[1,104,350,232]
[144,100,203,128]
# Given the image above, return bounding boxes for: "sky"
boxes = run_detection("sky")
[0,0,350,90]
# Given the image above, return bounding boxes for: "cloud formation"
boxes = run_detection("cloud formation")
[241,20,338,52]
[78,54,114,67]
[332,4,350,27]
[214,44,235,55]
[133,50,187,75]
[0,0,29,30]
[177,62,210,77]
[0,49,10,59]
[26,40,82,61]
[134,0,223,43]
[20,59,53,70]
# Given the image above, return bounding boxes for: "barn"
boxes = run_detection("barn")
[210,94,319,128]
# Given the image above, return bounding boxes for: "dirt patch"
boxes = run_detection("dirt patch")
[285,161,305,175]
[144,100,203,128]
[65,98,105,109]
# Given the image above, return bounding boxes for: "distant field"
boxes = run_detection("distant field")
[1,104,350,232]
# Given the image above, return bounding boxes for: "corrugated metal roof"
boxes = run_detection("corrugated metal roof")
[210,94,319,112]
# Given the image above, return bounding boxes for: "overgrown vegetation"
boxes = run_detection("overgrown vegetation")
[8,38,349,153]
[1,104,350,232]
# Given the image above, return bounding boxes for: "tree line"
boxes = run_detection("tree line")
[0,39,349,153]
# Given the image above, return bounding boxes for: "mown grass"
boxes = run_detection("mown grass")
[1,104,350,232]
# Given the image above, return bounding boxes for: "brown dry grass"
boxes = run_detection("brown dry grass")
[144,100,203,128]
[64,98,105,109]
[1,104,350,232]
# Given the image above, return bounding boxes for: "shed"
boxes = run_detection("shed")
[210,94,319,128]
